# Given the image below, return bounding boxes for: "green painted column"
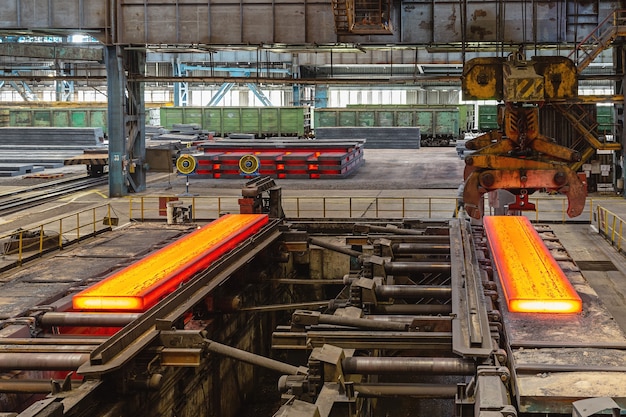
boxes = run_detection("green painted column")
[106,46,147,197]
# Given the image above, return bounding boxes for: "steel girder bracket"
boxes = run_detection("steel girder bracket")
[207,82,235,106]
[456,366,516,417]
[463,167,587,219]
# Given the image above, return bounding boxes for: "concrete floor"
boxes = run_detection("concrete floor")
[145,146,466,195]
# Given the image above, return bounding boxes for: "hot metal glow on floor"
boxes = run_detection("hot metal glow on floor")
[73,214,268,312]
[483,216,582,314]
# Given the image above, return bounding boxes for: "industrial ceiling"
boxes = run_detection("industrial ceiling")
[0,1,622,85]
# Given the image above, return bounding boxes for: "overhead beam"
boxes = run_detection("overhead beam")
[0,75,462,84]
[0,43,103,61]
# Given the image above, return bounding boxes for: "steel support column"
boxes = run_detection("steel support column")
[618,43,626,197]
[126,48,147,193]
[173,58,189,107]
[315,85,329,108]
[106,45,126,197]
[106,45,147,197]
[55,63,74,101]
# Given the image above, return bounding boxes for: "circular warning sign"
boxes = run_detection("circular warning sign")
[239,154,260,175]
[176,154,197,175]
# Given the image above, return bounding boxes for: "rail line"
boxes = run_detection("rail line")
[0,175,108,216]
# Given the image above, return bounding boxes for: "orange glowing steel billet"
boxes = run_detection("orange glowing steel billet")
[483,216,582,314]
[72,214,268,312]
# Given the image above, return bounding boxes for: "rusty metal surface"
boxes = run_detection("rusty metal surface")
[449,218,493,357]
[497,224,626,415]
[0,0,615,46]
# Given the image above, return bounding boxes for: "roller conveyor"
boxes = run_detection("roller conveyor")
[1,197,626,417]
[483,220,626,415]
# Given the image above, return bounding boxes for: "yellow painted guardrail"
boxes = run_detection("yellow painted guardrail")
[593,205,626,252]
[124,194,603,222]
[0,203,121,267]
[2,195,624,269]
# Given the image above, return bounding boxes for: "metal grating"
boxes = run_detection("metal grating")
[575,260,618,271]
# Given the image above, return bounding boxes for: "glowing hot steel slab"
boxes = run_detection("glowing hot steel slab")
[73,214,268,311]
[483,216,582,314]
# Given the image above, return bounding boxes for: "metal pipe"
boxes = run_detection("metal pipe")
[239,301,331,312]
[281,330,452,350]
[0,75,466,84]
[392,243,451,254]
[358,224,424,235]
[40,312,141,327]
[0,353,89,370]
[318,314,408,331]
[384,261,451,274]
[342,357,475,375]
[0,344,96,353]
[375,285,452,300]
[269,279,345,285]
[0,379,82,393]
[353,383,458,398]
[204,338,306,375]
[387,235,451,243]
[372,304,452,315]
[366,315,453,323]
[308,237,362,258]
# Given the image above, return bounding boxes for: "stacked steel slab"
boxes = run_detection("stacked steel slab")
[192,139,365,179]
[0,127,107,176]
[314,127,420,149]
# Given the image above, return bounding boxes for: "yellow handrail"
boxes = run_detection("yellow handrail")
[0,203,118,266]
[594,205,626,252]
[122,194,601,222]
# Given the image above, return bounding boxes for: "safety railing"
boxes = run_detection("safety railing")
[1,195,621,270]
[0,203,124,268]
[123,194,605,223]
[568,9,626,72]
[124,195,462,220]
[593,205,626,253]
[283,196,459,219]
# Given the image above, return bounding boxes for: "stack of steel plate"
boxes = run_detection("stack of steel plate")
[192,139,365,179]
[0,127,107,176]
[314,126,420,149]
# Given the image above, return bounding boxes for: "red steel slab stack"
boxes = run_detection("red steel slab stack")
[191,139,365,179]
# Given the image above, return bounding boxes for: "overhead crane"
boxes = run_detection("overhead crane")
[461,52,622,220]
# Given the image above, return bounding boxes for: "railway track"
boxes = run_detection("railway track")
[0,175,108,216]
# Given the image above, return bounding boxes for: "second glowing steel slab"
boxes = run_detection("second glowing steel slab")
[483,216,582,314]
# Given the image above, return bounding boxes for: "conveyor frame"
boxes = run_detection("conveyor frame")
[78,218,282,377]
